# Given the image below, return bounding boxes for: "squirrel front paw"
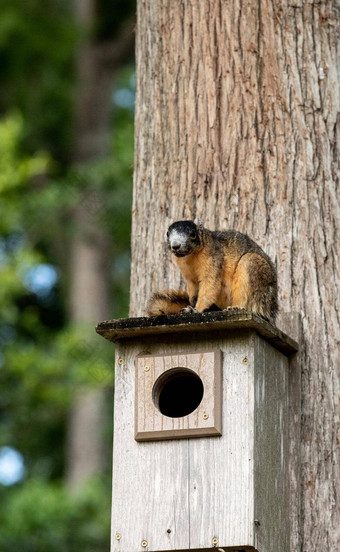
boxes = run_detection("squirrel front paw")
[180,305,199,314]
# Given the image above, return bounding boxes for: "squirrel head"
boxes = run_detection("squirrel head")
[167,220,203,257]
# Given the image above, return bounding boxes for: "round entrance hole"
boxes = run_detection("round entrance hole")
[152,368,204,418]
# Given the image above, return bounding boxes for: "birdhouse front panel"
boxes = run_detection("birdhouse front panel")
[110,328,290,552]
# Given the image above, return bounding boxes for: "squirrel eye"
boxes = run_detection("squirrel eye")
[189,230,196,238]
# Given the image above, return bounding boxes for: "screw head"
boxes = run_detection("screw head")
[212,537,218,545]
[118,358,124,365]
[144,365,150,372]
[115,533,121,540]
[141,540,148,548]
[203,412,209,420]
[243,357,248,364]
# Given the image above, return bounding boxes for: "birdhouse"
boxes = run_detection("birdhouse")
[96,308,299,552]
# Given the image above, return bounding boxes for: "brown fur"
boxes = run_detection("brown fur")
[147,289,189,316]
[148,221,278,323]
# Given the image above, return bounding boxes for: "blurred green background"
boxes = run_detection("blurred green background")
[0,1,135,549]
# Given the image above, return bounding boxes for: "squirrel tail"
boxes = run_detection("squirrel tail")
[147,289,190,317]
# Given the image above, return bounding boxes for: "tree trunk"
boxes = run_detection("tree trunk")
[66,0,134,490]
[130,1,339,550]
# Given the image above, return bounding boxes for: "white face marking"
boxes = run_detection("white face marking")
[168,229,188,249]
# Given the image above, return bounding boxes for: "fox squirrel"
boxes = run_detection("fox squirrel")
[147,220,278,323]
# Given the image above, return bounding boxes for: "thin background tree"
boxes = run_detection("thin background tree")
[66,0,134,490]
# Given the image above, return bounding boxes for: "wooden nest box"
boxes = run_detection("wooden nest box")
[96,308,299,552]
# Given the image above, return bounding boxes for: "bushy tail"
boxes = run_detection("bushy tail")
[147,289,190,317]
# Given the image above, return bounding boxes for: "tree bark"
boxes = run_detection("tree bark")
[66,0,134,490]
[130,1,339,550]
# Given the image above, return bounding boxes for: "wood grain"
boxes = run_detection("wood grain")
[111,329,292,552]
[277,313,302,552]
[111,346,190,552]
[135,351,222,441]
[130,1,339,548]
[253,336,289,552]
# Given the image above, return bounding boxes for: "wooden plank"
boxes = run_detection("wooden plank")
[188,334,255,549]
[96,308,298,356]
[111,334,258,552]
[110,326,298,552]
[111,342,190,552]
[277,313,301,552]
[276,312,300,344]
[253,336,289,552]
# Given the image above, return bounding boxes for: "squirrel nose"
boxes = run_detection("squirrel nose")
[172,242,181,250]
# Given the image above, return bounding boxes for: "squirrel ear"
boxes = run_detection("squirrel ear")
[196,217,203,229]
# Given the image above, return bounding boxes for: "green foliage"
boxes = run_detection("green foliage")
[0,323,114,485]
[0,113,49,321]
[0,109,127,478]
[0,115,48,194]
[0,477,111,552]
[0,114,48,232]
[0,0,76,161]
[0,0,135,548]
